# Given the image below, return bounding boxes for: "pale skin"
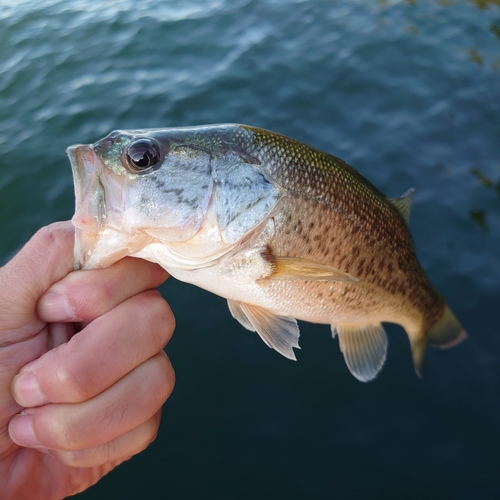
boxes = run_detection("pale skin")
[0,221,176,499]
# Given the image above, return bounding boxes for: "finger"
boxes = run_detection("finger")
[0,222,74,343]
[9,351,174,451]
[50,410,162,468]
[12,290,175,407]
[47,322,75,351]
[37,257,169,323]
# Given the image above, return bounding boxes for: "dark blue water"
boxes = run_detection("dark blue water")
[1,1,499,498]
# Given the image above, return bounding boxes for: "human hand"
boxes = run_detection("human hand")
[0,222,175,499]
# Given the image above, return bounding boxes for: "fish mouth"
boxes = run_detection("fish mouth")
[68,145,107,232]
[68,144,153,270]
[67,144,108,269]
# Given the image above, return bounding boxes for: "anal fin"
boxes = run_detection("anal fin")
[332,323,388,382]
[227,300,300,360]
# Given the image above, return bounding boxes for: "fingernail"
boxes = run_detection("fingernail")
[13,372,48,407]
[38,291,76,322]
[9,414,41,447]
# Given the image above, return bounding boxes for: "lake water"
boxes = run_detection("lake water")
[1,0,499,498]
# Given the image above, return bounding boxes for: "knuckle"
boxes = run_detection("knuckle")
[58,417,161,467]
[32,222,73,254]
[63,279,111,319]
[57,445,107,468]
[150,353,175,406]
[136,354,174,414]
[53,364,89,403]
[56,449,88,468]
[138,416,160,450]
[147,261,170,287]
[38,409,81,451]
[149,294,176,344]
[135,293,176,352]
[32,223,60,246]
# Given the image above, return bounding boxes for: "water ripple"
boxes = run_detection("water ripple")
[1,1,499,498]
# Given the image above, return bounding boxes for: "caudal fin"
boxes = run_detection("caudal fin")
[428,305,467,348]
[411,304,467,376]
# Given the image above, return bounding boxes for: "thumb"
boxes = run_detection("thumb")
[0,221,75,341]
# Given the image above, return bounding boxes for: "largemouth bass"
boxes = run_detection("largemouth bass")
[67,124,466,381]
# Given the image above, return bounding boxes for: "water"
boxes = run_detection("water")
[1,0,499,498]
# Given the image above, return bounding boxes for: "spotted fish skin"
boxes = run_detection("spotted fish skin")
[246,127,446,326]
[68,124,466,381]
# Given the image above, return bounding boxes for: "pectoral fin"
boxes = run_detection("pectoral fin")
[332,323,388,382]
[227,300,300,360]
[263,254,358,282]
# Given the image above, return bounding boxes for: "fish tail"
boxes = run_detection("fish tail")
[411,304,467,377]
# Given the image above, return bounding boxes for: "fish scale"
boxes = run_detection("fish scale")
[241,126,443,321]
[67,123,466,382]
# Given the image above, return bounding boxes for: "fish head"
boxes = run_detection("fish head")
[68,125,284,270]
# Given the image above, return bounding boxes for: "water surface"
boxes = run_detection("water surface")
[1,1,499,498]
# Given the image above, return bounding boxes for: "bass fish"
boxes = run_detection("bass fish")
[67,124,466,381]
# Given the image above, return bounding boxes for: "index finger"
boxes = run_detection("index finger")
[13,288,175,407]
[37,257,169,323]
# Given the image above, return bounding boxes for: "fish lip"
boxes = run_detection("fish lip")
[67,143,108,269]
[67,144,95,179]
[67,144,107,232]
[67,144,91,208]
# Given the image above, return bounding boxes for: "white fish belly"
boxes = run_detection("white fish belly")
[168,263,411,327]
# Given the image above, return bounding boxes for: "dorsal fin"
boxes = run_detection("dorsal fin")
[388,188,415,224]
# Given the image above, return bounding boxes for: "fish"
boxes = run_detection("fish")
[67,124,467,382]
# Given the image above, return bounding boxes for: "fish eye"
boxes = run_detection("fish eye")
[125,139,162,174]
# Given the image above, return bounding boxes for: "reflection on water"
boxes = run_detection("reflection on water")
[468,48,485,65]
[468,168,500,233]
[470,0,500,8]
[424,0,500,7]
[469,167,500,194]
[470,209,489,232]
[0,0,499,499]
